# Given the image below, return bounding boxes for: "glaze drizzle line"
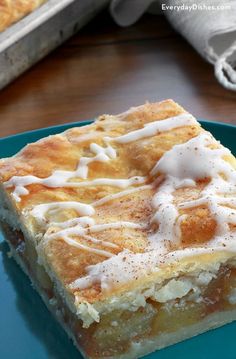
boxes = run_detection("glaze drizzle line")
[5,175,146,202]
[31,201,95,225]
[4,111,236,291]
[4,113,197,201]
[4,141,117,201]
[70,132,236,290]
[106,113,197,144]
[45,221,146,257]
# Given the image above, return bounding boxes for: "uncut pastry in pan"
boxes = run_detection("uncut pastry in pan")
[0,99,236,359]
[0,0,46,32]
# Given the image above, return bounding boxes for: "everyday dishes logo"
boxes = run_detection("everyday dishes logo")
[161,3,231,12]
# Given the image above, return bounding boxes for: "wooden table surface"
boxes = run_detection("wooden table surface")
[0,11,236,138]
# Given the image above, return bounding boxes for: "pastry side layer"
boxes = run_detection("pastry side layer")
[3,221,236,359]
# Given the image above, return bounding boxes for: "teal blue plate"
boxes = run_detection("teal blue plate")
[0,120,236,359]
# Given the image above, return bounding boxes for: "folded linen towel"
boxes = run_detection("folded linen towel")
[110,0,236,91]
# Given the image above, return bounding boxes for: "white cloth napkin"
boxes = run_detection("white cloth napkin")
[110,0,236,91]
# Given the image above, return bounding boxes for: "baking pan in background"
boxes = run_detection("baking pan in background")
[0,0,109,90]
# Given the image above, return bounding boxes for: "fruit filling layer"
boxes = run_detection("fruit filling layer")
[3,223,236,358]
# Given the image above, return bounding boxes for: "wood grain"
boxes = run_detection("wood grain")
[0,11,235,138]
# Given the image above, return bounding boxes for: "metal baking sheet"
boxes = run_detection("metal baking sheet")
[0,0,108,90]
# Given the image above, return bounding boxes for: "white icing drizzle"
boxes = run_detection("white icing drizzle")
[4,112,236,291]
[31,201,95,225]
[149,133,236,246]
[69,249,145,290]
[71,131,102,144]
[5,113,195,201]
[150,132,233,178]
[81,234,118,249]
[69,234,236,291]
[76,142,116,179]
[56,222,118,250]
[31,203,119,252]
[4,141,117,201]
[5,175,146,202]
[47,221,146,240]
[92,184,152,207]
[106,113,197,144]
[148,177,196,250]
[83,222,146,233]
[45,221,145,257]
[51,216,95,229]
[70,132,236,291]
[63,236,114,258]
[179,176,236,237]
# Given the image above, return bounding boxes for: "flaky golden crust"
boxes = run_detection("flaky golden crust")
[0,100,198,204]
[0,0,46,32]
[0,99,236,313]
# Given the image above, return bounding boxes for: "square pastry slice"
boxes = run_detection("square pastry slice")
[0,99,236,359]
